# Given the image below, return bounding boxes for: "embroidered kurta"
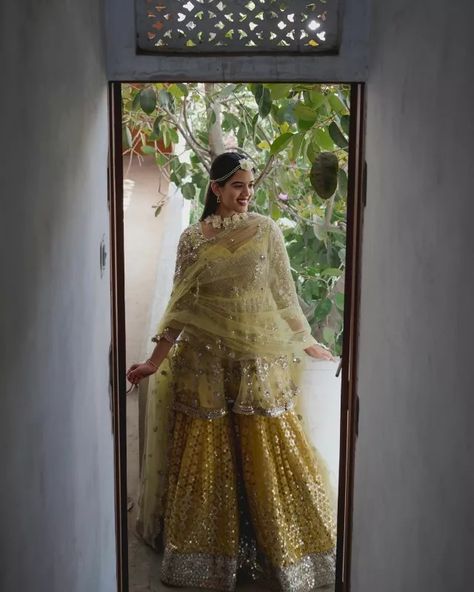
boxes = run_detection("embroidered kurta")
[152,212,319,419]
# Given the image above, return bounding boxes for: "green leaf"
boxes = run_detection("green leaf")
[169,127,179,144]
[222,112,240,131]
[157,89,172,109]
[297,118,315,132]
[306,140,320,164]
[314,127,335,151]
[252,83,263,102]
[271,202,282,220]
[270,132,294,155]
[337,169,348,196]
[251,113,259,140]
[278,101,297,125]
[335,292,344,311]
[162,127,171,148]
[310,152,339,199]
[139,87,157,114]
[294,104,318,123]
[237,125,246,147]
[141,145,155,155]
[309,91,326,109]
[328,122,348,149]
[167,83,186,99]
[155,152,168,167]
[328,94,347,115]
[267,83,293,100]
[152,115,163,137]
[218,84,237,100]
[289,132,305,161]
[132,92,142,111]
[340,115,350,136]
[122,126,132,149]
[181,183,195,199]
[323,327,336,344]
[258,87,272,118]
[315,298,332,321]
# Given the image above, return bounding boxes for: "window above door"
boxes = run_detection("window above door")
[136,0,340,54]
[106,0,369,82]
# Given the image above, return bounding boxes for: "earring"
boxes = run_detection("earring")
[216,194,221,203]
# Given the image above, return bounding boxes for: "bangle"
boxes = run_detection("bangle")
[315,341,330,351]
[151,328,177,345]
[146,358,158,370]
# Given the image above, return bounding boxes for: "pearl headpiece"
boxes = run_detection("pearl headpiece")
[210,158,254,183]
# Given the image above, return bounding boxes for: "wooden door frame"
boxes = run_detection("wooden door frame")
[107,81,366,592]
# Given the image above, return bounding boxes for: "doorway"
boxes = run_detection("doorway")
[108,81,365,592]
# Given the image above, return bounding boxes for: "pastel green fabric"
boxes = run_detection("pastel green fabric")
[155,212,318,360]
[136,212,335,553]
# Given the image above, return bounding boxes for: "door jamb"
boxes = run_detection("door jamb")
[108,81,129,592]
[335,82,366,591]
[107,80,366,592]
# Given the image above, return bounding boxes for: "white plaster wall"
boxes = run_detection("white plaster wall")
[0,2,116,591]
[352,1,474,590]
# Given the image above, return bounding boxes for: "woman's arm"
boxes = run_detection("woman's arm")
[126,331,178,386]
[126,229,194,386]
[268,220,336,361]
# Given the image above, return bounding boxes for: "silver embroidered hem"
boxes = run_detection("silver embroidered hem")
[160,546,336,592]
[275,548,337,592]
[173,399,296,419]
[161,547,238,592]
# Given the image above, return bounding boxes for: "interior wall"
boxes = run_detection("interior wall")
[352,1,474,590]
[0,2,116,591]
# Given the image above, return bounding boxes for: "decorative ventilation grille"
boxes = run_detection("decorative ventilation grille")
[136,0,339,54]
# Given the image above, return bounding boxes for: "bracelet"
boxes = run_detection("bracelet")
[145,358,158,370]
[315,341,330,351]
[151,328,177,345]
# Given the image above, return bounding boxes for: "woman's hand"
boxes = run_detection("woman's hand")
[304,343,337,362]
[126,361,157,387]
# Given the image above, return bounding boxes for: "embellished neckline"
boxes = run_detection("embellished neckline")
[203,212,249,230]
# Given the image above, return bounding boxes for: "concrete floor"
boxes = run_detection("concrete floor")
[123,157,335,592]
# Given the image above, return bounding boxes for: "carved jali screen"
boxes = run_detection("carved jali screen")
[136,0,340,54]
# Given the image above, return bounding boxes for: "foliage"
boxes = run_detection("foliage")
[121,82,350,355]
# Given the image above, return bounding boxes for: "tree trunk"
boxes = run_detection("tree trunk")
[204,83,225,159]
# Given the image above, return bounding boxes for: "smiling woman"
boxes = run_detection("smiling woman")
[128,150,337,592]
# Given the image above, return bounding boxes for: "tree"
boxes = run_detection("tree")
[122,83,350,355]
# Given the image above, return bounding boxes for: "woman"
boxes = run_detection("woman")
[127,152,337,592]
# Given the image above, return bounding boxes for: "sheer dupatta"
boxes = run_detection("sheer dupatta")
[155,213,317,359]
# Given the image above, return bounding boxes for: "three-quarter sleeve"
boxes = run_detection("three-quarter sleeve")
[151,227,196,344]
[268,220,317,346]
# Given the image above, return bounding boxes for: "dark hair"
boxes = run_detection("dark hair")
[200,152,255,221]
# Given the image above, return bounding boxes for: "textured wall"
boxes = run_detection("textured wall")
[352,1,474,590]
[0,2,116,591]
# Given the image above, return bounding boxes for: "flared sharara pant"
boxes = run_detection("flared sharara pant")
[160,408,336,592]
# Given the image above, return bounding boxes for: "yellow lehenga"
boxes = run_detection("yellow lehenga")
[136,212,337,591]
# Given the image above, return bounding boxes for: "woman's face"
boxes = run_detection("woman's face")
[212,169,255,215]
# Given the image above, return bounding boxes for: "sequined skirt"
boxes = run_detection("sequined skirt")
[160,409,337,592]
